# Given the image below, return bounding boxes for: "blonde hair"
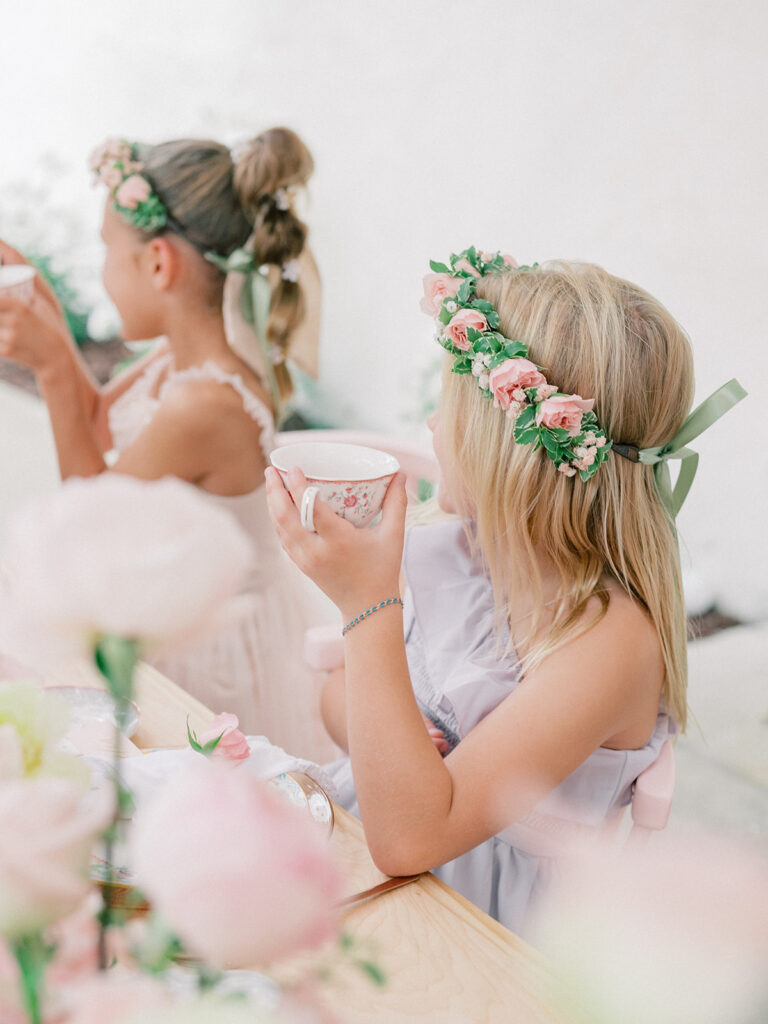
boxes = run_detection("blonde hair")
[137,127,314,400]
[439,261,694,729]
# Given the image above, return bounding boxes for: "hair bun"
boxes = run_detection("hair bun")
[233,127,314,214]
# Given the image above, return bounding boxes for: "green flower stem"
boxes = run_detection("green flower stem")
[93,634,139,970]
[12,934,52,1024]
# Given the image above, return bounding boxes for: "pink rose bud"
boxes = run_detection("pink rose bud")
[445,308,487,351]
[489,357,547,410]
[502,254,519,268]
[420,273,463,317]
[453,257,480,277]
[535,394,595,436]
[115,174,151,210]
[195,713,250,762]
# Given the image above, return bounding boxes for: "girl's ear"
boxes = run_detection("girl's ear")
[145,236,176,292]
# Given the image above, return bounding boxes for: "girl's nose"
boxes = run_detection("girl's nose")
[426,411,438,432]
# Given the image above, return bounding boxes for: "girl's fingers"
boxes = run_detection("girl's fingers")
[380,473,408,535]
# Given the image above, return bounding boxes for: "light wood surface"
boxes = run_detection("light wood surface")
[52,659,563,1023]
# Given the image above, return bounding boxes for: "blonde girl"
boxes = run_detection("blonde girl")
[264,248,744,934]
[0,128,330,756]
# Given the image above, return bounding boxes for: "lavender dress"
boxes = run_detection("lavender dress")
[327,520,673,936]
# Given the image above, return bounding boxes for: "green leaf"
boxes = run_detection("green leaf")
[93,634,138,702]
[438,304,452,325]
[470,299,494,314]
[486,311,500,329]
[541,432,560,455]
[502,339,528,359]
[429,260,451,274]
[515,427,540,446]
[456,278,472,303]
[487,352,509,370]
[466,327,482,344]
[356,959,387,987]
[515,404,536,430]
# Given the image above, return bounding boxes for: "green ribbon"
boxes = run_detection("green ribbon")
[205,248,283,424]
[634,378,747,518]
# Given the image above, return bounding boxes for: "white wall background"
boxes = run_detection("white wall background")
[1,0,766,617]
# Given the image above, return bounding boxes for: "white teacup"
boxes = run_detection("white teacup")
[270,442,400,529]
[0,265,36,304]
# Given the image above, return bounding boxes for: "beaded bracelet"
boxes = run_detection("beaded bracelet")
[342,597,403,636]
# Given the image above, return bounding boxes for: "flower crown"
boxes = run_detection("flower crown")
[421,247,612,480]
[89,139,168,232]
[90,138,300,285]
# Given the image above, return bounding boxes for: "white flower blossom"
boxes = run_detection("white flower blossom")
[281,258,300,283]
[445,300,458,314]
[478,373,490,390]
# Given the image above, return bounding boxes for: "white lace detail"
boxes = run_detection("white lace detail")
[160,360,276,458]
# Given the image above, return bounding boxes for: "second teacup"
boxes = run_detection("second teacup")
[270,442,400,528]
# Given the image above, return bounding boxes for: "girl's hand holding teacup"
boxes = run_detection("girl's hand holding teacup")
[0,240,73,373]
[264,465,407,617]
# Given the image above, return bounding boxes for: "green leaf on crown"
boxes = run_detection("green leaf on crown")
[456,279,472,303]
[487,351,510,370]
[486,311,500,329]
[541,431,561,456]
[502,340,528,359]
[466,327,483,344]
[514,405,536,431]
[515,426,540,446]
[438,303,453,325]
[471,299,495,314]
[429,260,451,274]
[452,355,473,374]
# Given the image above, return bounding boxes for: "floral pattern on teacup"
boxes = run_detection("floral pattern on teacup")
[317,477,393,527]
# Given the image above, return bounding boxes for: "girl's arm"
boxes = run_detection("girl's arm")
[320,667,449,756]
[0,240,166,455]
[266,468,662,877]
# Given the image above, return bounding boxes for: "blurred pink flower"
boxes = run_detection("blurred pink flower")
[195,713,250,762]
[531,831,768,1024]
[131,761,341,968]
[0,475,253,665]
[59,968,172,1024]
[0,778,111,938]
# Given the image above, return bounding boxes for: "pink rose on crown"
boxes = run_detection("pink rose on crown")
[445,308,487,351]
[420,273,463,317]
[489,358,547,410]
[536,394,595,436]
[115,175,151,210]
[501,253,519,268]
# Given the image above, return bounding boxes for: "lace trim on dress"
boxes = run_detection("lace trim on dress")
[160,360,276,459]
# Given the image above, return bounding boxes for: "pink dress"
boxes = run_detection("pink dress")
[108,351,336,761]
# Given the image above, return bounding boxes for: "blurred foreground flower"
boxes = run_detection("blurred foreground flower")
[0,681,87,785]
[0,777,110,939]
[132,761,341,968]
[531,831,768,1024]
[0,474,254,664]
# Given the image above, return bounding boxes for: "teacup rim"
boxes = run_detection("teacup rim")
[270,441,400,483]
